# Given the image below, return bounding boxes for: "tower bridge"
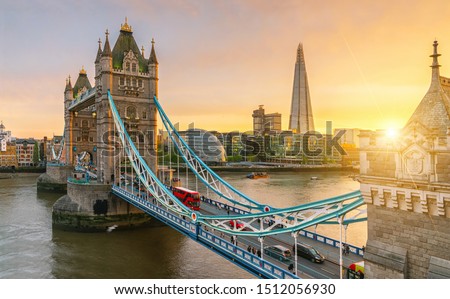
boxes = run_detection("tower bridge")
[38,19,450,279]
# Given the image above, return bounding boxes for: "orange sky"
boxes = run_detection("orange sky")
[1,0,450,138]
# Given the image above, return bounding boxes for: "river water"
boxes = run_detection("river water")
[0,170,364,279]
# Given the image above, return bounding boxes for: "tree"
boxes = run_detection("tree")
[33,142,40,166]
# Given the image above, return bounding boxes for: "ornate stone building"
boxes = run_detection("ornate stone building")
[64,18,158,184]
[51,19,159,230]
[360,41,450,278]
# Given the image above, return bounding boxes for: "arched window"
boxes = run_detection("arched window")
[126,106,137,119]
[125,62,130,71]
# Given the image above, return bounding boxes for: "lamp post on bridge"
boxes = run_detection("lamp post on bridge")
[291,232,298,276]
[258,237,264,261]
[338,215,344,279]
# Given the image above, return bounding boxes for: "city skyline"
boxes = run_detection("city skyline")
[2,1,450,138]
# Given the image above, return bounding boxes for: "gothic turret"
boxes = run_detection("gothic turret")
[64,76,73,96]
[405,40,450,136]
[149,38,158,65]
[95,38,103,64]
[111,18,147,73]
[95,38,102,86]
[148,38,159,97]
[64,76,73,115]
[72,67,92,98]
[99,29,113,94]
[102,29,112,58]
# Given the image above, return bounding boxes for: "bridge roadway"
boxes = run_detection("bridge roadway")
[199,199,363,279]
[117,178,363,279]
[77,166,363,279]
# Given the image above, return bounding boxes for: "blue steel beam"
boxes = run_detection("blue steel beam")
[108,91,366,237]
[154,95,268,212]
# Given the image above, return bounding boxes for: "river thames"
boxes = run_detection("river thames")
[0,170,364,279]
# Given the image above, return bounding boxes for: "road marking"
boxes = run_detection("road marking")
[321,267,337,276]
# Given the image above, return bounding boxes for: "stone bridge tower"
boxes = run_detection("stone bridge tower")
[62,18,158,183]
[52,19,159,231]
[359,41,450,278]
[95,19,158,184]
[64,67,97,166]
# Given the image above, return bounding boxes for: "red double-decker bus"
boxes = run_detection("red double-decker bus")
[172,187,201,211]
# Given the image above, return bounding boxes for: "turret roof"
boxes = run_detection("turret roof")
[102,29,112,57]
[65,76,73,92]
[149,38,158,65]
[73,67,92,98]
[95,38,102,63]
[111,19,149,72]
[405,41,450,136]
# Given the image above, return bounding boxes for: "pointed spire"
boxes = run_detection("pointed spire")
[102,29,112,57]
[429,40,442,90]
[65,75,73,92]
[296,43,305,64]
[289,42,314,133]
[141,45,145,58]
[149,38,158,64]
[95,38,103,63]
[405,40,450,136]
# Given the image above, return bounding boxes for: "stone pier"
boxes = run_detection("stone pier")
[52,180,153,232]
[37,164,72,192]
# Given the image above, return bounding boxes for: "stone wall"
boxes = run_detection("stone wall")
[46,165,73,182]
[66,181,143,215]
[365,151,396,178]
[365,204,450,278]
[52,181,153,231]
[37,165,73,192]
[436,154,450,183]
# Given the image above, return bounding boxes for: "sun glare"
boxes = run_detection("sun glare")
[386,128,398,139]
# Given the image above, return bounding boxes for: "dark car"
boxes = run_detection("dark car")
[293,243,325,263]
[264,245,292,262]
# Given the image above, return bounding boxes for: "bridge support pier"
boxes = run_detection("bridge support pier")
[37,164,73,192]
[52,181,156,232]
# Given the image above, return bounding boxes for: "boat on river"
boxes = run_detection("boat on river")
[246,172,269,179]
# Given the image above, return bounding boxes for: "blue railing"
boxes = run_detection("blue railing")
[198,229,296,279]
[47,162,67,167]
[67,177,90,185]
[112,185,297,279]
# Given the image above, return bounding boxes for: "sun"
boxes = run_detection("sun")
[386,128,398,139]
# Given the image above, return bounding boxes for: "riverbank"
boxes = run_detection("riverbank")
[0,167,45,173]
[210,165,358,173]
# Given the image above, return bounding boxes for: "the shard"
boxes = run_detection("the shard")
[288,43,315,134]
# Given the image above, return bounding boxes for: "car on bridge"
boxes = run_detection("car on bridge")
[228,220,245,230]
[264,245,292,262]
[293,242,325,263]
